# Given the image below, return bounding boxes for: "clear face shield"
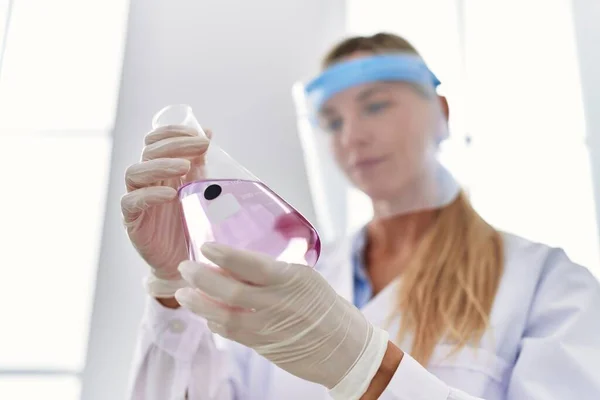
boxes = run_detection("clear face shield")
[296,53,460,224]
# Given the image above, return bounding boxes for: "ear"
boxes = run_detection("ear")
[438,95,449,121]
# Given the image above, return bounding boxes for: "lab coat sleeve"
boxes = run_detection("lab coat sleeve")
[381,352,480,400]
[128,296,249,400]
[382,249,600,400]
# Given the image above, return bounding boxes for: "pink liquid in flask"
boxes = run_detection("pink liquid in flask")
[178,178,321,267]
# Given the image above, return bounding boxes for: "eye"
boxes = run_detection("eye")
[324,117,343,133]
[365,101,390,114]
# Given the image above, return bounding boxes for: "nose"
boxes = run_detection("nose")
[339,116,371,149]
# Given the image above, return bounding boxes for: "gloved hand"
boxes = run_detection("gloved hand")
[175,243,390,399]
[120,125,211,298]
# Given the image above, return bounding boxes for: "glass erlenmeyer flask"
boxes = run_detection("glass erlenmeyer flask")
[152,104,321,267]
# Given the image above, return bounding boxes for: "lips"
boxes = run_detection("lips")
[351,155,388,170]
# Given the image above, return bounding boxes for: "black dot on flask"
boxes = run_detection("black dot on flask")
[203,184,222,200]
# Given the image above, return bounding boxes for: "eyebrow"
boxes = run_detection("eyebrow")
[356,86,389,101]
[319,106,337,118]
[319,85,390,117]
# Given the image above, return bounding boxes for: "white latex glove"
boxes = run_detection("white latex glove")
[121,125,210,297]
[175,242,390,399]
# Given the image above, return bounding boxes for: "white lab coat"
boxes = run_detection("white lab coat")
[129,232,600,400]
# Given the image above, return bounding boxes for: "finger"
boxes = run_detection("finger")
[144,125,200,145]
[178,260,260,308]
[121,186,177,224]
[200,243,290,286]
[204,128,213,140]
[175,287,248,330]
[183,163,207,183]
[183,148,211,183]
[125,158,191,191]
[144,275,188,298]
[142,136,209,161]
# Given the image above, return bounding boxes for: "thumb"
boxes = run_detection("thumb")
[200,242,291,286]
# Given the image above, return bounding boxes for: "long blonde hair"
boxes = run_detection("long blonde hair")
[323,33,504,366]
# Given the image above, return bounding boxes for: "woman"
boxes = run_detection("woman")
[122,33,600,399]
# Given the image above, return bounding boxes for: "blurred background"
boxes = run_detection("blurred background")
[0,0,599,398]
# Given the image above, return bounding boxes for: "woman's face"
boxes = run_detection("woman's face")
[318,79,445,200]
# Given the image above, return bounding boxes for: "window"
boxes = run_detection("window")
[0,0,129,397]
[298,0,600,274]
[461,0,599,272]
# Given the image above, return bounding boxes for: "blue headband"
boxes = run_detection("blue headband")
[305,54,441,112]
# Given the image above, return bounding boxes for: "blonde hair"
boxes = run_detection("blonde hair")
[323,33,504,366]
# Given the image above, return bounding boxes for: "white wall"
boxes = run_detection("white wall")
[80,1,346,399]
[572,0,600,243]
